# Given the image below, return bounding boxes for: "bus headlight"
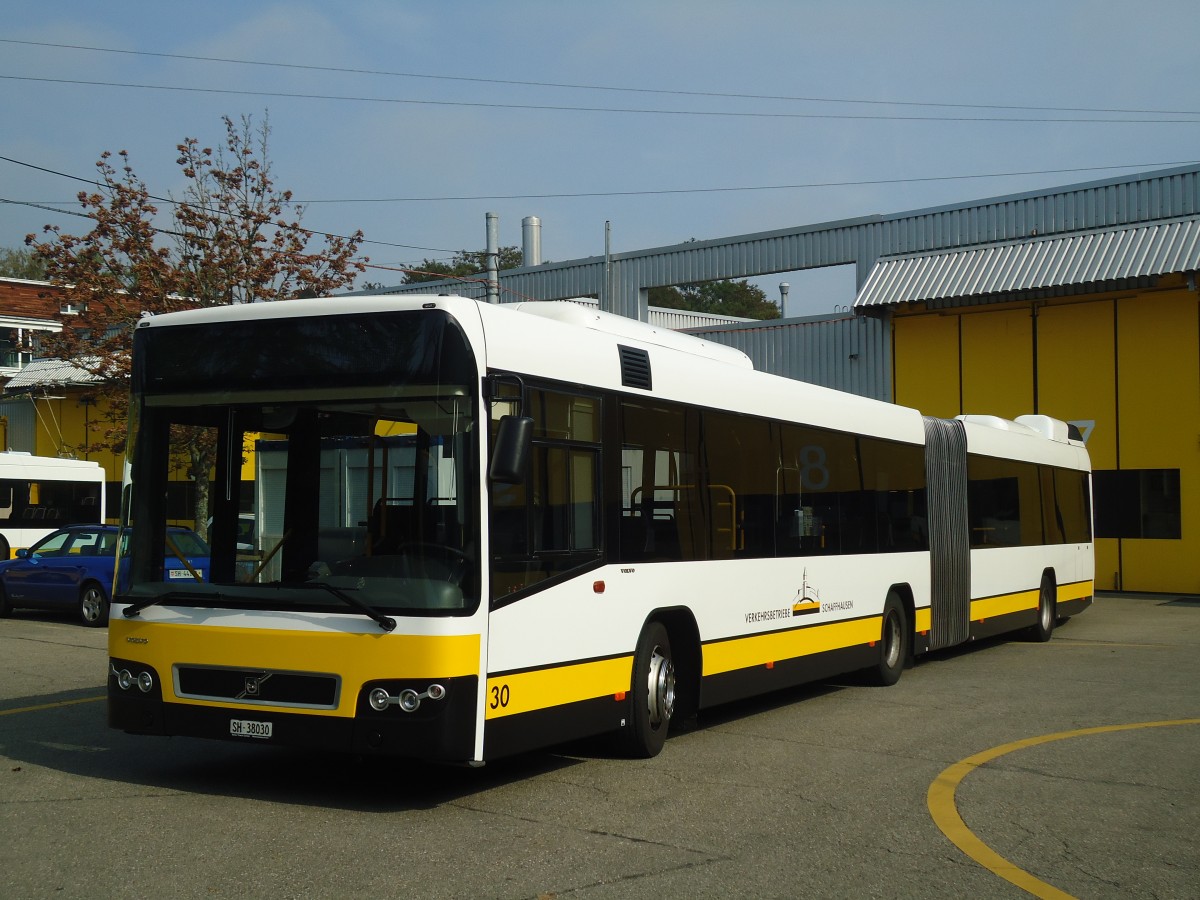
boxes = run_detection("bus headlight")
[365,683,447,713]
[116,668,134,691]
[137,671,154,693]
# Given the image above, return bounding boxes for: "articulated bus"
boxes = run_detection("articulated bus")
[108,295,1093,763]
[0,452,106,558]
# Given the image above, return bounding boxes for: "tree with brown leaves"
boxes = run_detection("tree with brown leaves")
[27,114,368,534]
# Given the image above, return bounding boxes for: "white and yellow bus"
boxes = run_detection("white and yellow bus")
[108,295,1093,763]
[0,452,105,558]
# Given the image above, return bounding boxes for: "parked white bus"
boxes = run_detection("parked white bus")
[108,295,1093,763]
[0,452,106,558]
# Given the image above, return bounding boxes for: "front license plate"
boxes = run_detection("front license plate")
[168,569,191,579]
[229,718,273,739]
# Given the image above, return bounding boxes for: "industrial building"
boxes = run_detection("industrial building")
[386,165,1200,594]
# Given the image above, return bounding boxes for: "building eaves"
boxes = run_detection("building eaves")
[855,215,1200,309]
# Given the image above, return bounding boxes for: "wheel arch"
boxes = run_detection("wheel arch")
[1041,567,1058,591]
[641,606,701,720]
[80,577,110,599]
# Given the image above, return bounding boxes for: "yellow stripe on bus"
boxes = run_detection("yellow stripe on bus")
[970,580,1094,623]
[703,616,882,677]
[109,618,480,717]
[971,589,1038,621]
[485,655,633,720]
[1058,580,1094,603]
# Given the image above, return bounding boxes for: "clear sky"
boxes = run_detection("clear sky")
[2,1,1198,316]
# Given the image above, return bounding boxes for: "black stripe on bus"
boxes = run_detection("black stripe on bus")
[699,642,877,709]
[484,693,627,761]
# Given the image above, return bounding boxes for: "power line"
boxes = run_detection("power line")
[288,162,1200,203]
[0,156,455,255]
[0,154,453,254]
[0,197,92,220]
[4,37,1198,118]
[5,152,1199,208]
[0,153,456,255]
[3,74,1198,124]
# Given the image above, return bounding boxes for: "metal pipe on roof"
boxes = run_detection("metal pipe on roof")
[485,212,499,304]
[522,217,542,267]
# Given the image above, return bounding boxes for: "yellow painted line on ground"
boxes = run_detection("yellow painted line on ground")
[0,695,105,717]
[1047,640,1166,649]
[928,718,1200,899]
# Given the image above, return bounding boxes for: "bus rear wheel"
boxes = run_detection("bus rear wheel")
[866,592,908,687]
[1026,577,1056,643]
[79,583,109,628]
[622,621,675,758]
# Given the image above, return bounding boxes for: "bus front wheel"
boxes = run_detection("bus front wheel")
[623,621,675,758]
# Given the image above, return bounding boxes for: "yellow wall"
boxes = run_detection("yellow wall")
[28,393,124,485]
[1036,300,1122,590]
[894,313,959,416]
[1114,290,1199,593]
[962,308,1033,418]
[892,284,1200,595]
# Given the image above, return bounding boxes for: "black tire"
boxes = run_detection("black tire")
[79,582,109,628]
[1027,577,1056,643]
[0,583,12,618]
[622,621,676,758]
[866,592,908,687]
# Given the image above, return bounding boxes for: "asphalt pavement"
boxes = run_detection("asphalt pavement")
[1,593,1197,899]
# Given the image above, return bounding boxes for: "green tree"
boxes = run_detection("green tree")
[26,114,368,534]
[0,246,48,280]
[649,279,780,320]
[402,246,524,284]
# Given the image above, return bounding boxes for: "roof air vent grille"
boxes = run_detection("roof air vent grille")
[618,345,652,390]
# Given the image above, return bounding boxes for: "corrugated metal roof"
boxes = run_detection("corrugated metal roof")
[855,216,1200,308]
[3,358,102,390]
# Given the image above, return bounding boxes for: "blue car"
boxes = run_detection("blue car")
[0,524,210,627]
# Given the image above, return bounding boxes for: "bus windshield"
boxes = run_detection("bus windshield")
[122,309,481,617]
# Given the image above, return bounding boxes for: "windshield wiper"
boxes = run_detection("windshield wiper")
[304,582,397,632]
[123,583,395,631]
[123,589,227,618]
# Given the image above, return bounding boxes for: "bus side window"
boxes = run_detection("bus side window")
[490,388,602,600]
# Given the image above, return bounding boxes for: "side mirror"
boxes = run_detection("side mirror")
[489,416,533,484]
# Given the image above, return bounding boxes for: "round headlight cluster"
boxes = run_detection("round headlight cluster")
[367,683,446,713]
[112,664,154,693]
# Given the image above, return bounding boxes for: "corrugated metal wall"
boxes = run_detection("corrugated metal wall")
[380,165,1200,320]
[374,165,1200,398]
[0,400,38,452]
[684,313,891,400]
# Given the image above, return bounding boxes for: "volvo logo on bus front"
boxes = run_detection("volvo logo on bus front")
[242,673,271,698]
